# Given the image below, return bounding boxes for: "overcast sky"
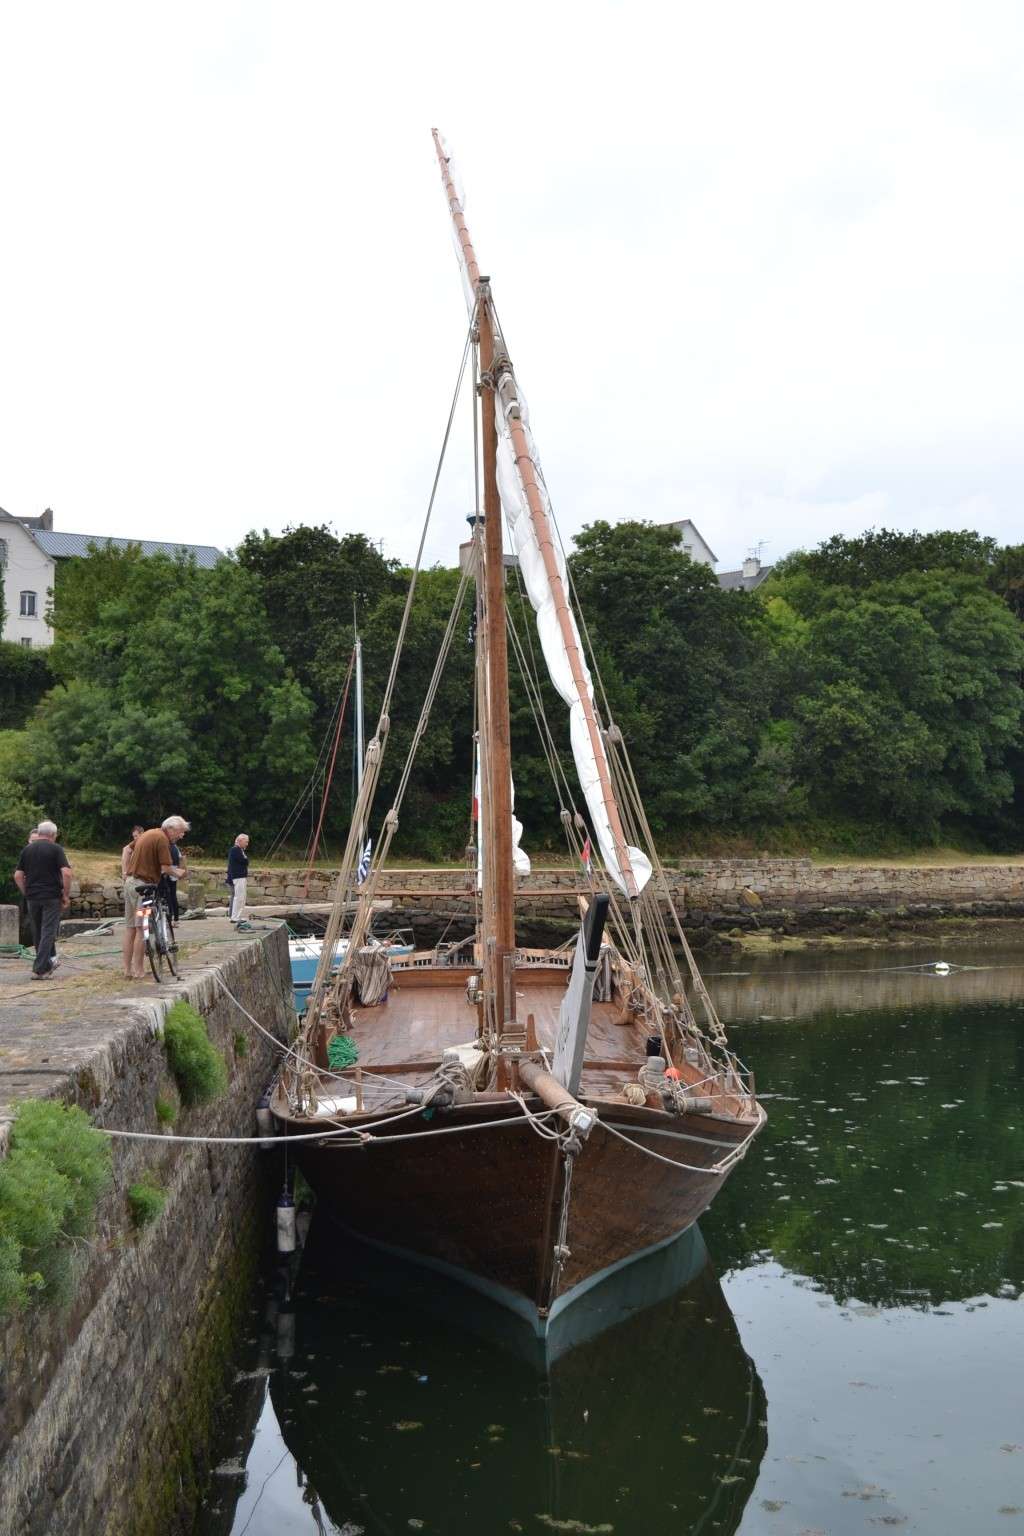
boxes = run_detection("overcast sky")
[1,1,1021,574]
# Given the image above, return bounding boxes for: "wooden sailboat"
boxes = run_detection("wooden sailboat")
[271,131,764,1330]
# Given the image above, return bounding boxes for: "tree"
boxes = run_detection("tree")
[0,641,54,728]
[315,565,478,860]
[772,527,997,602]
[567,521,784,834]
[988,543,1024,625]
[16,554,315,846]
[766,539,1024,835]
[0,773,41,902]
[236,526,399,706]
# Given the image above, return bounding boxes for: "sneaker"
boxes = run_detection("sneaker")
[49,957,62,972]
[30,970,51,981]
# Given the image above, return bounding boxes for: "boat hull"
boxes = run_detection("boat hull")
[283,1097,757,1325]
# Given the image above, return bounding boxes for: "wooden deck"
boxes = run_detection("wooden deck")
[345,964,649,1097]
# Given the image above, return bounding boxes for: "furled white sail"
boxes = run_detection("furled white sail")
[493,384,652,898]
[435,132,649,897]
[475,745,530,890]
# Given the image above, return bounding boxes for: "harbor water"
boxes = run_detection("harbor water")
[195,943,1024,1535]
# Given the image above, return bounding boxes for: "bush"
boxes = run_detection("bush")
[0,772,42,904]
[163,1001,228,1106]
[0,1100,112,1315]
[233,1031,248,1058]
[127,1176,167,1228]
[154,1095,177,1126]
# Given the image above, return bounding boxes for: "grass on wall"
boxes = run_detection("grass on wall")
[163,1002,228,1108]
[0,1099,112,1315]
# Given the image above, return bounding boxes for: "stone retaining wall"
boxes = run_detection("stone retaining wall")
[0,927,292,1536]
[69,859,1024,921]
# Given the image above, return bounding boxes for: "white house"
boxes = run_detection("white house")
[0,508,56,647]
[0,506,221,647]
[661,518,718,569]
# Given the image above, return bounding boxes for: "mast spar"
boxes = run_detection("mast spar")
[432,129,517,1048]
[431,129,644,902]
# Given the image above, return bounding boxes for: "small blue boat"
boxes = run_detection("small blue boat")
[289,934,413,1015]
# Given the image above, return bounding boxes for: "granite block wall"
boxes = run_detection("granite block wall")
[0,928,292,1536]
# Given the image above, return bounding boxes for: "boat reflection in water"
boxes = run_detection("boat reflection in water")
[240,1220,767,1536]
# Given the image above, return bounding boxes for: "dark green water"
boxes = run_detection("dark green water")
[196,947,1024,1535]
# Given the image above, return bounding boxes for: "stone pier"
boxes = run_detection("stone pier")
[65,858,1024,927]
[0,915,293,1536]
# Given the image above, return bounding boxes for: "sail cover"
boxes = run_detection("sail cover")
[493,388,652,898]
[436,133,649,897]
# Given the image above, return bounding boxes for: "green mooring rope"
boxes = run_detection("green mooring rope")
[326,1034,359,1070]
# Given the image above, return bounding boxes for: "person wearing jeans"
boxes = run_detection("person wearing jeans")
[227,834,250,925]
[14,820,72,978]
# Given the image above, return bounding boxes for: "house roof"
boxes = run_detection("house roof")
[664,519,719,564]
[34,531,221,569]
[717,564,773,592]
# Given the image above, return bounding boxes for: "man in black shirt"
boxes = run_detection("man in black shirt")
[14,820,72,979]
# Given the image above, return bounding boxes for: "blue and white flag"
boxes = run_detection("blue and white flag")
[357,837,372,885]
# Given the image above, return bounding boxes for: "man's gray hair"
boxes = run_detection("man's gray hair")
[161,816,191,833]
[36,820,58,838]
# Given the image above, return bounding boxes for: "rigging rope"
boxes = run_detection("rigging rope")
[301,316,478,1038]
[302,646,356,890]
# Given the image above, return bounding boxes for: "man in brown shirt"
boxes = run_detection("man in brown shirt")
[122,815,190,978]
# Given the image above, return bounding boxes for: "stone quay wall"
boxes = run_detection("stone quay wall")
[67,859,1024,926]
[0,927,292,1536]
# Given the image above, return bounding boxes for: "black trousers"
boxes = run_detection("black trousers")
[28,898,62,975]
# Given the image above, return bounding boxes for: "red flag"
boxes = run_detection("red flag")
[581,836,592,874]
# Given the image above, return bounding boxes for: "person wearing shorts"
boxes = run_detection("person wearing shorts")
[123,816,189,978]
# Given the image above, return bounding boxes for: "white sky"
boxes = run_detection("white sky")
[1,0,1021,573]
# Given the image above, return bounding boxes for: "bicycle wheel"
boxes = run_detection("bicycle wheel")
[147,903,178,982]
[154,903,178,976]
[145,905,162,982]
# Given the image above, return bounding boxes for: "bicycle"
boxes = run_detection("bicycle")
[137,883,179,982]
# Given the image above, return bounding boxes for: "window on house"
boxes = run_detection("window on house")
[20,638,32,648]
[20,591,37,617]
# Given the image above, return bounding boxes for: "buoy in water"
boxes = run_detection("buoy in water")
[933,961,951,975]
[276,1189,297,1254]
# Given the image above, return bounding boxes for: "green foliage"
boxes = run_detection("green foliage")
[4,518,1024,859]
[236,525,398,702]
[766,538,1024,836]
[567,521,788,832]
[154,1096,177,1126]
[12,548,316,846]
[0,640,54,728]
[163,1002,228,1106]
[988,543,1024,624]
[0,1099,112,1315]
[0,767,41,902]
[128,1175,167,1228]
[770,526,997,599]
[232,1031,248,1058]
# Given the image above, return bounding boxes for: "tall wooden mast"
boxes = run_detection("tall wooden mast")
[432,130,516,1042]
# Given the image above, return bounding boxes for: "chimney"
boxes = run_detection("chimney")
[742,555,760,579]
[40,507,54,531]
